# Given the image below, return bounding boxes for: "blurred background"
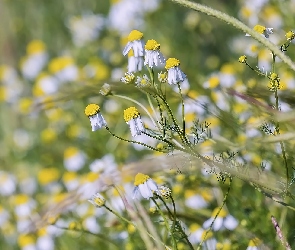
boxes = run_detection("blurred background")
[1,0,295,249]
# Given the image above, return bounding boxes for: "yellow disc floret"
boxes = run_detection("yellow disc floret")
[85,104,100,117]
[123,106,140,122]
[201,231,213,241]
[212,208,227,218]
[286,31,295,41]
[165,58,180,70]
[93,196,105,207]
[128,30,143,42]
[253,25,266,34]
[134,173,150,186]
[238,55,247,63]
[145,39,160,51]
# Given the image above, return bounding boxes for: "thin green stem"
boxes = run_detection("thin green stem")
[196,177,233,250]
[271,52,289,190]
[113,94,157,127]
[105,127,162,152]
[151,198,178,250]
[168,0,295,72]
[177,83,186,137]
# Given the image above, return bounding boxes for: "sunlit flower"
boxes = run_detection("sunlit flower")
[88,193,106,208]
[121,72,135,84]
[123,106,145,137]
[12,194,36,218]
[36,228,55,250]
[48,56,78,82]
[67,13,105,47]
[133,173,158,199]
[63,147,86,171]
[246,237,263,250]
[246,24,273,38]
[135,74,151,88]
[203,208,238,231]
[127,50,144,73]
[165,58,187,85]
[18,234,36,250]
[285,30,295,41]
[0,171,16,196]
[84,104,107,131]
[123,30,145,57]
[20,40,48,80]
[33,73,60,97]
[62,171,80,191]
[158,71,167,83]
[144,39,165,67]
[157,185,172,199]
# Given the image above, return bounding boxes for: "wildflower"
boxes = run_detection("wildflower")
[121,72,135,84]
[123,30,145,57]
[88,193,106,208]
[246,25,273,38]
[158,71,167,83]
[238,55,247,64]
[84,104,107,131]
[63,147,86,172]
[135,74,151,88]
[127,50,144,73]
[158,185,172,199]
[48,56,78,82]
[144,39,165,68]
[133,173,158,199]
[165,58,187,85]
[203,208,238,231]
[285,31,295,41]
[201,231,217,250]
[99,83,112,96]
[246,237,263,250]
[123,107,145,137]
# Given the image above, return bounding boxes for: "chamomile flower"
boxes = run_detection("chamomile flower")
[127,50,144,73]
[246,24,273,38]
[157,185,172,199]
[121,72,135,84]
[84,104,107,131]
[144,39,165,68]
[123,107,145,137]
[133,173,158,199]
[135,74,151,88]
[123,30,145,57]
[88,193,106,208]
[165,58,187,85]
[246,237,263,250]
[203,208,238,231]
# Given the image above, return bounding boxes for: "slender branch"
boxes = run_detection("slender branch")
[168,0,295,72]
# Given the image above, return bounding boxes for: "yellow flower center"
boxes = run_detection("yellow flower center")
[165,58,180,70]
[248,237,261,247]
[124,106,140,122]
[93,196,105,207]
[18,234,35,247]
[201,231,213,241]
[270,73,279,81]
[64,147,79,158]
[212,208,227,218]
[128,30,143,42]
[27,40,46,54]
[286,31,295,41]
[253,25,266,34]
[85,104,100,116]
[208,76,220,88]
[38,168,60,185]
[128,49,134,57]
[62,171,77,182]
[145,39,160,50]
[13,194,29,205]
[238,55,247,63]
[134,173,150,186]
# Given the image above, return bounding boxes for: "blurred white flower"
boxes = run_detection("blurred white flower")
[67,13,105,47]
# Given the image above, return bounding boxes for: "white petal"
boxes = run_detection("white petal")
[139,182,153,199]
[224,215,238,230]
[212,217,223,231]
[123,42,132,56]
[203,218,214,229]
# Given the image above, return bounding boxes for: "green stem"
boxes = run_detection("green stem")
[105,127,163,152]
[151,198,178,250]
[196,177,233,250]
[177,83,186,137]
[271,52,289,190]
[168,0,295,72]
